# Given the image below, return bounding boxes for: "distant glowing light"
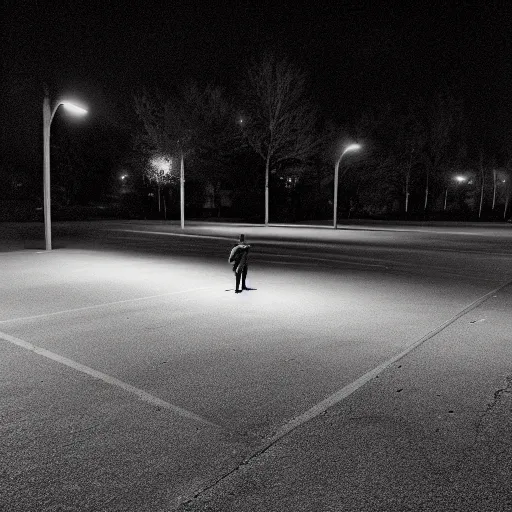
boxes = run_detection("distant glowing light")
[150,155,172,174]
[454,175,467,183]
[343,143,362,155]
[62,102,88,115]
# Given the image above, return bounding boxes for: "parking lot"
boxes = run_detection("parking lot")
[1,221,511,511]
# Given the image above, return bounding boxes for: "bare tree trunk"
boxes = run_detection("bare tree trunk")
[479,185,484,218]
[423,170,429,211]
[478,158,485,219]
[216,182,221,218]
[492,169,497,210]
[158,185,161,212]
[180,153,185,229]
[504,194,510,220]
[333,159,340,229]
[405,173,410,214]
[265,157,270,225]
[163,194,167,220]
[444,187,448,210]
[405,149,413,214]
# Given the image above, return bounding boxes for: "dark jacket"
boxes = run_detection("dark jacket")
[229,243,250,273]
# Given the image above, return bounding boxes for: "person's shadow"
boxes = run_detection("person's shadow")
[225,288,258,292]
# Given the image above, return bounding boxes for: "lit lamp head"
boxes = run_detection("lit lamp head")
[62,102,88,115]
[345,143,361,152]
[454,176,467,183]
[150,156,172,175]
[341,143,362,158]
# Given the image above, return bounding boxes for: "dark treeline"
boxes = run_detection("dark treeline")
[130,53,511,223]
[2,53,511,223]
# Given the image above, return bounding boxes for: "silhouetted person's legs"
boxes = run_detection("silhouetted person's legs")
[235,270,242,293]
[235,266,248,293]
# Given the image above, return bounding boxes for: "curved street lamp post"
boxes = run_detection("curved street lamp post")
[43,89,87,250]
[333,143,361,229]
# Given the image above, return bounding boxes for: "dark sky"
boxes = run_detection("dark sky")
[2,0,511,170]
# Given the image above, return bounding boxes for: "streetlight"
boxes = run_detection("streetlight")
[43,87,87,250]
[333,143,361,229]
[444,175,467,211]
[149,155,173,216]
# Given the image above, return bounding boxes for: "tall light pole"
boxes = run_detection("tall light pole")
[180,152,185,229]
[405,147,414,215]
[333,143,361,229]
[43,86,87,250]
[492,169,497,211]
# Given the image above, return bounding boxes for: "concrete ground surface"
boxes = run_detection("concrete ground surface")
[179,287,512,512]
[0,220,511,511]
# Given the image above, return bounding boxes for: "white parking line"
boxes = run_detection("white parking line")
[256,254,388,268]
[112,229,228,241]
[185,277,512,502]
[0,329,223,430]
[0,287,214,324]
[261,277,512,448]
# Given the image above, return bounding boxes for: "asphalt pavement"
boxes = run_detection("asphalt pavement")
[1,220,511,511]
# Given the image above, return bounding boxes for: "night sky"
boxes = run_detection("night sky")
[2,0,511,172]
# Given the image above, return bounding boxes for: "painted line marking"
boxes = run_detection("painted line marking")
[0,287,213,324]
[183,277,512,504]
[271,224,512,237]
[110,229,228,241]
[115,225,512,238]
[110,228,512,257]
[256,254,388,268]
[0,330,222,430]
[109,230,389,268]
[265,277,512,446]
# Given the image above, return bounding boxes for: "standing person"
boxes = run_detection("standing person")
[228,234,251,293]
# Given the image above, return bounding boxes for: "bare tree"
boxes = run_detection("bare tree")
[418,92,463,212]
[179,82,241,216]
[348,105,406,216]
[242,54,319,225]
[498,129,512,219]
[144,155,177,214]
[134,83,239,220]
[134,91,187,221]
[134,90,188,159]
[392,109,425,214]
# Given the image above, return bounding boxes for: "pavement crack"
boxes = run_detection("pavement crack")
[473,374,512,445]
[177,432,289,509]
